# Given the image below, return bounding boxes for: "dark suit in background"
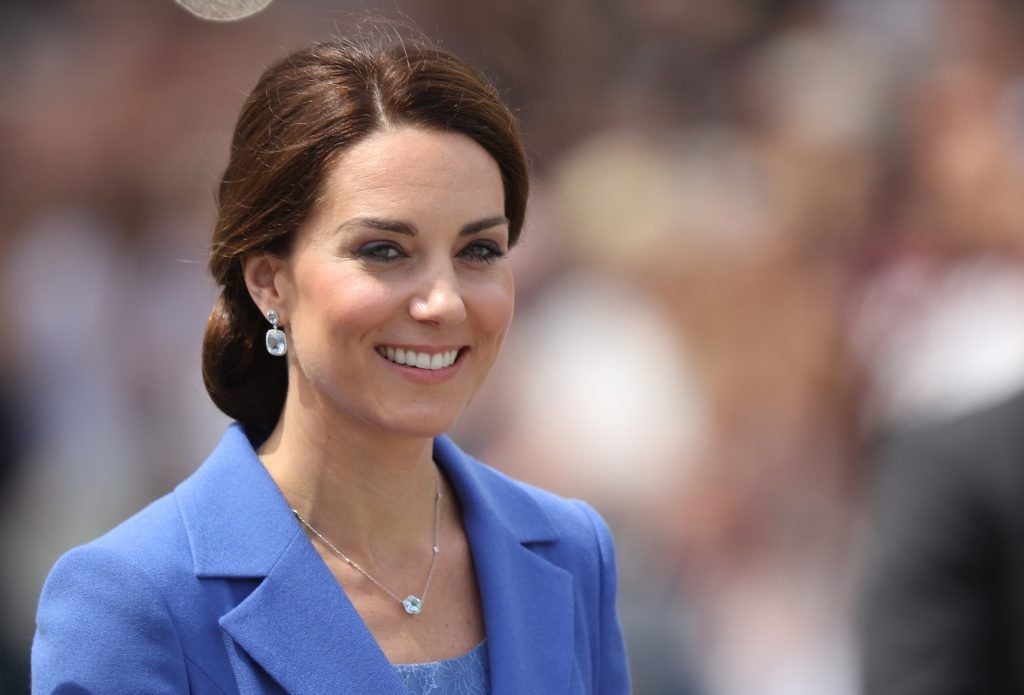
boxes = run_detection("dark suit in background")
[860,390,1024,694]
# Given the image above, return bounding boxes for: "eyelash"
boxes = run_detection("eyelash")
[356,241,405,262]
[355,240,506,264]
[460,240,506,263]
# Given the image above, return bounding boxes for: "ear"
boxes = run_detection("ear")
[242,253,289,324]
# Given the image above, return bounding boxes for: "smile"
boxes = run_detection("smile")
[376,346,461,370]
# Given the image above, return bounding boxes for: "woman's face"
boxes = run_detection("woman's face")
[270,127,514,438]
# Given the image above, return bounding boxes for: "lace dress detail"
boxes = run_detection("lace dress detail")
[393,640,490,694]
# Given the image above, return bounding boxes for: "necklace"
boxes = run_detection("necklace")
[290,467,442,616]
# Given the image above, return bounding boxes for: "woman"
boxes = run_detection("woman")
[32,35,630,694]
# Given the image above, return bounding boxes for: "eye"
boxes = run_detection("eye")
[356,241,406,262]
[459,240,506,263]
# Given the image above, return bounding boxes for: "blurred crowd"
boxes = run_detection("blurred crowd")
[3,0,1024,692]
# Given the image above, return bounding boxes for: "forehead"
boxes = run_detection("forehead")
[317,127,504,215]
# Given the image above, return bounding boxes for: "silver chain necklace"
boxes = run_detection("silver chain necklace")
[291,467,442,616]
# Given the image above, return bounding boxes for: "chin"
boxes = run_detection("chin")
[371,405,465,440]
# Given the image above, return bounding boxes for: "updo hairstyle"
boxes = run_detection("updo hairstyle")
[202,35,529,427]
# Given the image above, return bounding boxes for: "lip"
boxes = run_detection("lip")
[375,344,468,384]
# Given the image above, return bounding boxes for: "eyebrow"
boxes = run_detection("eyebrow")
[337,214,509,237]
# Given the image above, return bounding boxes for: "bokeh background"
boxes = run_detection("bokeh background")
[4,0,1024,692]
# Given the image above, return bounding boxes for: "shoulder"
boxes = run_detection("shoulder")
[438,436,612,540]
[511,475,617,561]
[36,497,185,631]
[35,487,196,618]
[874,389,1024,504]
[434,436,618,581]
[38,422,264,593]
[33,494,194,692]
[882,389,1024,460]
[485,458,604,526]
[59,487,194,584]
[32,437,245,692]
[43,489,192,590]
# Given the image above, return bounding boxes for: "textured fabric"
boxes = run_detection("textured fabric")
[32,423,631,694]
[394,640,490,694]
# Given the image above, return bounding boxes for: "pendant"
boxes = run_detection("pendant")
[402,595,423,615]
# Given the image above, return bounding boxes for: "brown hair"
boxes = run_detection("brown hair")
[202,36,529,427]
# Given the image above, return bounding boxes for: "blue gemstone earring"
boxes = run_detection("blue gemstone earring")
[265,309,287,357]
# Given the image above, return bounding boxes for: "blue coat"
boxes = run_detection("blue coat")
[32,424,631,694]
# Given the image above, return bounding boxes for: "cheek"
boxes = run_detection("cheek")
[281,278,370,371]
[296,267,387,331]
[471,272,515,340]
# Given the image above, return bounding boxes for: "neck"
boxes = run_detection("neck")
[257,398,441,558]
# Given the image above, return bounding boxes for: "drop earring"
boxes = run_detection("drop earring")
[265,309,287,357]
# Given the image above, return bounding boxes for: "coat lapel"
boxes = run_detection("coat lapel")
[176,425,576,694]
[176,424,406,694]
[434,437,576,695]
[217,529,406,694]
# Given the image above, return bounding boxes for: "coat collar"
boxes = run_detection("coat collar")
[432,436,576,694]
[175,424,574,695]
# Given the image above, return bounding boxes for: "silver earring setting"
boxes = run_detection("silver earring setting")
[265,309,287,357]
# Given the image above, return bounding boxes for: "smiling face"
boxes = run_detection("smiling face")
[255,127,514,439]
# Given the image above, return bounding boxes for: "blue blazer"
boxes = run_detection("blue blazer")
[32,424,631,694]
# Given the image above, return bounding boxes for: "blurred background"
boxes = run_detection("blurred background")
[4,0,1024,692]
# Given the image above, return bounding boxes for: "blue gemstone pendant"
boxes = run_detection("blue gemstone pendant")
[402,596,423,615]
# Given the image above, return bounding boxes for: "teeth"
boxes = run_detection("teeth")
[377,347,459,370]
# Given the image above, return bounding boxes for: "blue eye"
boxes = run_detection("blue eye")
[357,241,405,262]
[460,240,506,263]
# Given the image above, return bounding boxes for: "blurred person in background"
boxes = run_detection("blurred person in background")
[857,2,1024,691]
[860,391,1024,694]
[31,34,629,694]
[0,371,29,693]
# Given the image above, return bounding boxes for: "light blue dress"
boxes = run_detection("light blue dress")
[393,641,490,694]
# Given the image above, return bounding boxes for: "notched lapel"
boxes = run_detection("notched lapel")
[435,438,576,695]
[218,530,407,695]
[468,508,576,695]
[181,427,578,693]
[179,425,406,694]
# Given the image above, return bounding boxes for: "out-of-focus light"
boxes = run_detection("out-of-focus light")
[175,0,274,21]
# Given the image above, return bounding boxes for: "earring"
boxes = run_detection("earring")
[265,309,287,357]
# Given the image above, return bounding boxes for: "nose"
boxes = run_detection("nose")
[409,263,467,326]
